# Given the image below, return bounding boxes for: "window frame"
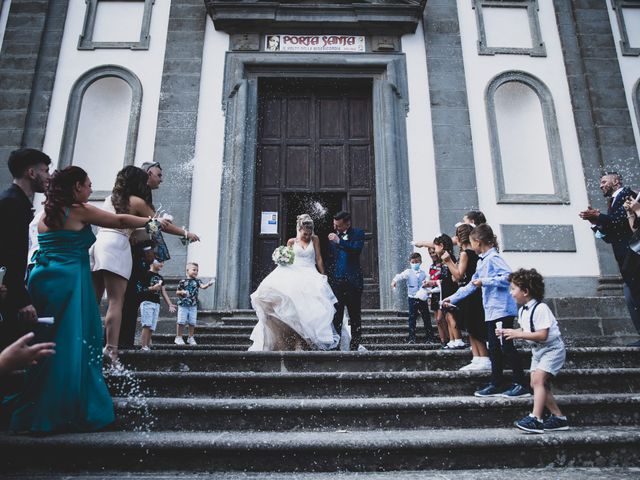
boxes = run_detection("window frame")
[472,0,546,57]
[485,70,569,204]
[78,0,154,50]
[612,0,640,56]
[59,65,143,200]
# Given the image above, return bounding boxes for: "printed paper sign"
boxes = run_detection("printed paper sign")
[260,211,278,234]
[266,34,366,53]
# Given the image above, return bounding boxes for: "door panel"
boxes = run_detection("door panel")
[254,79,379,306]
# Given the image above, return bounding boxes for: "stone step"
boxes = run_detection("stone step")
[152,333,442,345]
[107,368,640,398]
[117,348,640,373]
[2,427,638,472]
[6,468,640,480]
[113,393,640,432]
[196,324,420,334]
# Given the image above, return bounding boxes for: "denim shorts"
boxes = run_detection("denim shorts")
[177,305,198,326]
[140,301,160,331]
[530,337,566,376]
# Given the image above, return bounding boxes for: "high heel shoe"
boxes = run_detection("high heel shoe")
[102,344,123,371]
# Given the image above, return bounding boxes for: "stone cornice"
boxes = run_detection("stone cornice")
[204,1,427,34]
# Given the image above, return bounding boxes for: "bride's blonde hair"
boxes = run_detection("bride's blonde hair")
[296,214,314,233]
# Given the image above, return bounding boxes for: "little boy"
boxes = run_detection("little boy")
[137,260,176,351]
[391,252,437,344]
[498,268,569,434]
[175,262,213,346]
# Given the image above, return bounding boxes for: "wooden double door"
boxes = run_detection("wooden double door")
[252,78,380,307]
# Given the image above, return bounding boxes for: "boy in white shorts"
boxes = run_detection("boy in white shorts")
[137,260,175,351]
[175,262,213,345]
[498,268,569,434]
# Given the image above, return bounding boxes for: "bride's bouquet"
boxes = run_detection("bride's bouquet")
[272,245,295,266]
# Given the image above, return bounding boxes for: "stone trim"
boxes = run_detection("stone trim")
[204,0,427,35]
[485,70,569,204]
[612,0,640,56]
[423,0,480,233]
[472,0,546,57]
[553,0,640,290]
[58,65,142,200]
[501,224,576,252]
[22,0,70,150]
[78,0,154,50]
[150,0,206,278]
[215,52,412,310]
[636,78,640,129]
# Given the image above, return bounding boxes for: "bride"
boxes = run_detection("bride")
[249,214,341,351]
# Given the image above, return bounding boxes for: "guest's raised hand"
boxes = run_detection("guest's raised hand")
[0,332,55,375]
[186,231,200,243]
[441,251,451,263]
[328,233,339,244]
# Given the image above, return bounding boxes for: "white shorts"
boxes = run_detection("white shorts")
[177,305,198,326]
[530,337,566,376]
[140,301,160,331]
[90,229,132,280]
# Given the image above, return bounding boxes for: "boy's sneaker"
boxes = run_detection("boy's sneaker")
[474,383,502,397]
[515,415,544,434]
[543,414,569,432]
[140,346,151,352]
[187,336,197,346]
[174,336,185,345]
[501,383,532,398]
[407,338,416,344]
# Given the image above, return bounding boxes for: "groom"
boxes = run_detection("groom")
[327,210,364,350]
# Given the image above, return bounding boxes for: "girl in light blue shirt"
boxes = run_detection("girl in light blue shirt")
[442,224,528,398]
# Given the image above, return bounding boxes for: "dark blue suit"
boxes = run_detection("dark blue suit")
[326,227,364,349]
[593,186,635,270]
[0,184,34,349]
[593,186,640,334]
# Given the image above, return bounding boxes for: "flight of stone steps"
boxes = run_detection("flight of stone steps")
[1,300,640,475]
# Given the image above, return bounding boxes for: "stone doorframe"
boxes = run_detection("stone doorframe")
[214,52,412,311]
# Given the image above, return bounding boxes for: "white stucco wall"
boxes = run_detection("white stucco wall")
[456,0,599,277]
[42,0,171,179]
[607,2,640,162]
[402,21,440,245]
[186,17,228,277]
[0,0,11,52]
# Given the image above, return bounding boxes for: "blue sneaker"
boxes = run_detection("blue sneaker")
[543,414,569,432]
[501,383,532,398]
[515,415,544,433]
[474,383,502,397]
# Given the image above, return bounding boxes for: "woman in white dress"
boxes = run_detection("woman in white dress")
[249,214,340,351]
[90,166,156,364]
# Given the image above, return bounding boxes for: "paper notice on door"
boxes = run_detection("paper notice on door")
[260,211,278,234]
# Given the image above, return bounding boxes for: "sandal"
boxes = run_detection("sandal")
[102,344,123,371]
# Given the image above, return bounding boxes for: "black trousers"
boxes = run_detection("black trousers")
[119,251,142,348]
[331,280,362,349]
[486,316,525,386]
[407,298,434,341]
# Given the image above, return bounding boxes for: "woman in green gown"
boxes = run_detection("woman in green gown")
[9,166,161,433]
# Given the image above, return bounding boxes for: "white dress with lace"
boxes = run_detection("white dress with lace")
[249,240,340,351]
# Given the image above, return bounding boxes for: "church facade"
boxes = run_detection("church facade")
[1,0,639,310]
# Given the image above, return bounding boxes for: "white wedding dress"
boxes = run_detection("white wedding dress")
[249,240,341,351]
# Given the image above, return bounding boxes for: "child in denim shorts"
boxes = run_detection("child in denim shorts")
[175,262,213,346]
[137,260,175,351]
[499,268,569,434]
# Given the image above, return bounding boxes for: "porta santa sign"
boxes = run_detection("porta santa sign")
[266,34,365,53]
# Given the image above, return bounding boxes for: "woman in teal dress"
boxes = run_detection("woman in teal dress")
[9,166,161,433]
